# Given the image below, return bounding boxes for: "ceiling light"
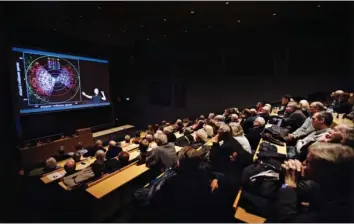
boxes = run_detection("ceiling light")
[108,34,111,37]
[141,25,144,28]
[317,4,321,8]
[146,38,149,41]
[237,20,241,23]
[273,13,277,16]
[225,2,229,4]
[190,10,195,14]
[185,30,188,33]
[209,25,212,28]
[98,6,101,10]
[163,18,167,22]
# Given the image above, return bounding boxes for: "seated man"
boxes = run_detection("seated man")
[278,94,291,115]
[74,142,88,156]
[175,127,195,147]
[258,106,270,123]
[138,139,152,164]
[43,157,59,173]
[53,147,71,162]
[146,146,216,222]
[320,124,353,144]
[281,102,307,133]
[64,159,77,176]
[230,114,239,123]
[285,102,325,142]
[163,126,177,143]
[245,116,266,150]
[146,131,177,170]
[287,111,333,159]
[240,109,257,134]
[106,140,122,160]
[84,139,105,157]
[268,143,354,222]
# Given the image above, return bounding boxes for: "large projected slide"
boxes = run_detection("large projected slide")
[13,47,110,114]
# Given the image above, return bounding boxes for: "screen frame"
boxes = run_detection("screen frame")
[11,46,112,116]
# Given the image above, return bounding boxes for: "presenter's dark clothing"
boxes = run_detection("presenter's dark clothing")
[92,95,101,103]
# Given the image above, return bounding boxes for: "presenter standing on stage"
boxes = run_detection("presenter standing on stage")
[82,88,106,103]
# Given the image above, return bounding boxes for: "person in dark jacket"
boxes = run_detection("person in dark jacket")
[333,92,352,114]
[64,159,77,176]
[281,102,307,133]
[105,140,122,160]
[105,151,130,173]
[210,124,253,174]
[163,126,177,143]
[241,108,257,134]
[146,131,177,170]
[245,116,266,150]
[137,140,152,164]
[268,143,354,222]
[84,139,105,158]
[278,94,291,115]
[146,146,217,222]
[53,147,71,162]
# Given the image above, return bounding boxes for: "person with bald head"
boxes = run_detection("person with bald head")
[64,159,77,176]
[84,139,106,157]
[106,140,122,160]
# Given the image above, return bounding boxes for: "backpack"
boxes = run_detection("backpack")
[134,168,177,206]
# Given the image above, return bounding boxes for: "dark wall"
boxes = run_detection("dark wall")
[118,14,353,128]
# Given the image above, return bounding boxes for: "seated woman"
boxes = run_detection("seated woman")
[299,99,310,117]
[229,122,252,154]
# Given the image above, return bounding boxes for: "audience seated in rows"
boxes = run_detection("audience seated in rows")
[281,102,307,133]
[72,152,81,163]
[137,140,152,164]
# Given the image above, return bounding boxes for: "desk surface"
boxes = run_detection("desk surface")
[332,113,354,127]
[253,138,287,161]
[41,157,96,184]
[86,163,149,199]
[93,125,135,138]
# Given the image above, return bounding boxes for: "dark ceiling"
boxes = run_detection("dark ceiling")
[3,1,353,47]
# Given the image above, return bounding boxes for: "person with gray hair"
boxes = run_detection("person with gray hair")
[106,140,122,160]
[281,102,307,133]
[44,157,58,172]
[208,113,215,120]
[230,114,239,123]
[64,159,77,176]
[163,126,177,143]
[246,116,266,150]
[146,131,177,170]
[229,122,251,154]
[195,129,208,143]
[299,100,310,117]
[203,124,214,138]
[210,123,253,174]
[285,101,325,141]
[320,124,353,144]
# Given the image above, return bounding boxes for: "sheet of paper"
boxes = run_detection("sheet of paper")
[46,171,65,181]
[129,150,140,161]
